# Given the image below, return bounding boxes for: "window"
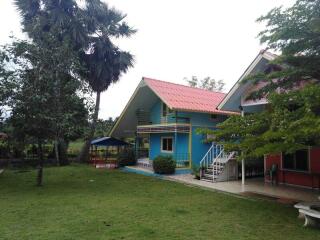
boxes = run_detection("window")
[282,149,309,171]
[161,137,173,152]
[162,103,173,117]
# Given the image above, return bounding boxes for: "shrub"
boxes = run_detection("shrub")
[153,155,176,174]
[118,148,136,167]
[192,165,201,180]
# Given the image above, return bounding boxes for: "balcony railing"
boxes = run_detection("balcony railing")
[136,148,149,159]
[174,152,191,168]
[137,123,190,134]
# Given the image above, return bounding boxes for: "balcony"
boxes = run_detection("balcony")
[137,123,191,134]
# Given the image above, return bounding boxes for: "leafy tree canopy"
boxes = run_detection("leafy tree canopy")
[201,0,320,159]
[184,76,225,92]
[245,0,320,97]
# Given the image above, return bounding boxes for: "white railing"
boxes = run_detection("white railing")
[200,144,236,181]
[211,149,236,181]
[199,144,223,178]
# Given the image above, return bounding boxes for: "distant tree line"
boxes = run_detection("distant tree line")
[184,76,225,92]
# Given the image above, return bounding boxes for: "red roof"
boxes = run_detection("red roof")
[143,77,238,115]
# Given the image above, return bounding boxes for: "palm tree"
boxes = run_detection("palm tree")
[78,37,134,162]
[76,0,136,162]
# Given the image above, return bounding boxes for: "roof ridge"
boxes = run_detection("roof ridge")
[143,77,226,95]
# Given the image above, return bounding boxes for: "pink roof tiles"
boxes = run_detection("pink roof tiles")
[143,77,238,115]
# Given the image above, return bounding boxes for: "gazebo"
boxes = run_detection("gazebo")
[90,137,130,168]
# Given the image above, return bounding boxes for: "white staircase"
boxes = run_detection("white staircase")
[199,144,237,182]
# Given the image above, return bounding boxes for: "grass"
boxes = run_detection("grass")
[0,165,318,240]
[68,140,84,155]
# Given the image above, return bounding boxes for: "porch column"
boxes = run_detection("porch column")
[240,106,245,185]
[242,159,245,185]
[174,131,178,164]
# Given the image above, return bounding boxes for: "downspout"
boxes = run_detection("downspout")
[174,111,178,166]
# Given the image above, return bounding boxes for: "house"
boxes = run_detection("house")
[217,50,320,189]
[110,77,238,178]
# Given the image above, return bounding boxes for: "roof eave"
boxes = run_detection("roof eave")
[217,50,277,110]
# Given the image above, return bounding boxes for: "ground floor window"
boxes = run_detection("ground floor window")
[161,137,173,153]
[282,149,309,171]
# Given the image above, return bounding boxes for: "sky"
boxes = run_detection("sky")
[0,0,295,119]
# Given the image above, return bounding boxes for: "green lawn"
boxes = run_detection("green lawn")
[0,165,318,240]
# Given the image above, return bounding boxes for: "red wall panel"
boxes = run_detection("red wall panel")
[265,149,320,188]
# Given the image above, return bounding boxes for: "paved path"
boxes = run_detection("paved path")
[167,174,320,202]
[125,166,320,202]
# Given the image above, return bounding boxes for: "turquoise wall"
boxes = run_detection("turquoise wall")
[191,126,215,166]
[150,101,161,124]
[149,133,189,160]
[148,98,227,167]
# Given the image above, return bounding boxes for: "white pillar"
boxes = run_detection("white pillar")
[240,107,245,185]
[241,159,245,185]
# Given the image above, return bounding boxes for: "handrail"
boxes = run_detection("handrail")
[199,143,223,178]
[200,144,236,181]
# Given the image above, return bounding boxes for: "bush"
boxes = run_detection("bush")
[118,148,136,167]
[153,155,176,174]
[192,165,201,180]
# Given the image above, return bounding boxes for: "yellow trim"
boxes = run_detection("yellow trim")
[189,124,192,169]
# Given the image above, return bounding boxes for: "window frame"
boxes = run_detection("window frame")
[281,148,310,172]
[161,136,174,153]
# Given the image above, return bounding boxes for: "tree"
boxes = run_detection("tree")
[242,0,320,154]
[13,0,92,167]
[0,37,89,185]
[205,84,320,159]
[94,118,116,138]
[245,0,320,97]
[200,0,320,159]
[184,76,225,92]
[77,1,135,162]
[14,0,136,163]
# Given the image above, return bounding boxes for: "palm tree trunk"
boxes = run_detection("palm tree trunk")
[37,139,44,186]
[78,91,101,162]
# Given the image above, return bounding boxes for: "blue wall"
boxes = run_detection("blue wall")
[148,98,227,167]
[150,101,161,124]
[149,133,189,160]
[191,126,215,166]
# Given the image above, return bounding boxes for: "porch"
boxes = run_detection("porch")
[168,175,320,202]
[135,123,192,169]
[136,155,190,169]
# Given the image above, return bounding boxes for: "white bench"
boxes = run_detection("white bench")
[294,202,320,219]
[299,209,320,227]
